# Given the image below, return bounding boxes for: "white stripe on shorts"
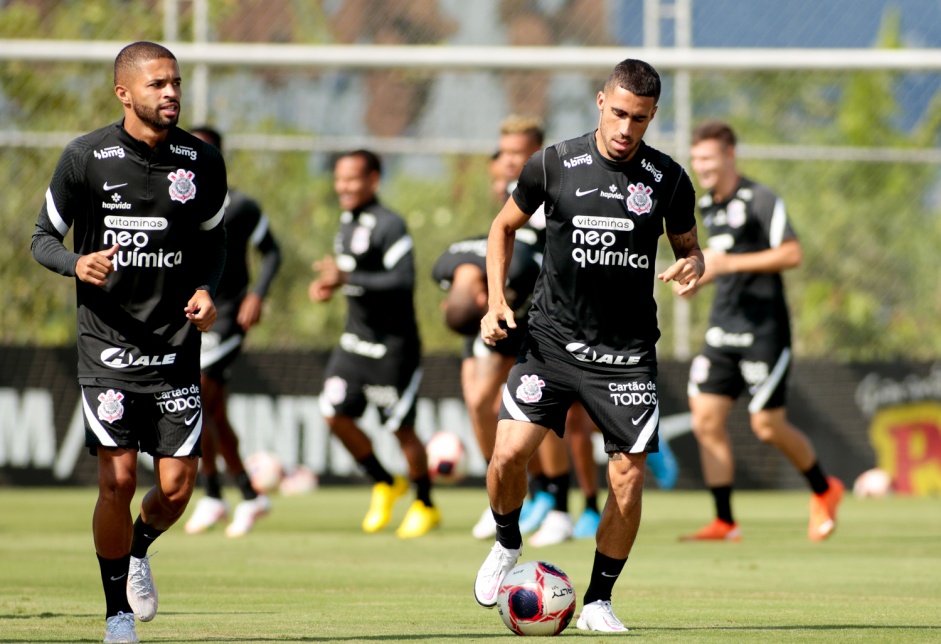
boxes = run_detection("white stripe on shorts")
[81,388,118,447]
[382,367,423,431]
[173,411,203,457]
[629,403,660,454]
[748,348,791,413]
[200,333,243,369]
[501,385,531,423]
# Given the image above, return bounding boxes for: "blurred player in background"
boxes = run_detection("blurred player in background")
[474,58,703,632]
[31,41,227,643]
[680,120,844,542]
[183,126,282,539]
[310,149,437,538]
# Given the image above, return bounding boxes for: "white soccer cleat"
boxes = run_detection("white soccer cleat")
[528,510,574,547]
[184,496,229,535]
[226,495,272,538]
[126,554,158,623]
[103,611,138,643]
[471,507,497,540]
[576,599,629,633]
[474,541,521,608]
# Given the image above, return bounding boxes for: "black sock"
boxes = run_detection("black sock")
[492,506,523,550]
[205,472,223,499]
[802,461,830,495]
[358,454,394,485]
[584,495,598,514]
[129,516,165,559]
[235,471,259,500]
[414,474,433,507]
[583,550,627,605]
[532,473,549,496]
[97,553,133,618]
[710,485,735,524]
[545,473,570,513]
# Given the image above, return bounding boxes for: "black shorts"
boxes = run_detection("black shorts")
[320,343,422,430]
[498,339,660,454]
[688,341,791,412]
[82,382,203,457]
[200,314,244,383]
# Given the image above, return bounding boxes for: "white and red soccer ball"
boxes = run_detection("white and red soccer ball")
[497,560,576,636]
[245,451,284,494]
[853,467,893,498]
[425,431,467,484]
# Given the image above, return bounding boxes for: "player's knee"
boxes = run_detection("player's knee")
[749,418,777,443]
[99,469,137,504]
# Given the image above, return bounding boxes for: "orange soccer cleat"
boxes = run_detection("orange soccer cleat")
[680,518,741,542]
[809,476,845,541]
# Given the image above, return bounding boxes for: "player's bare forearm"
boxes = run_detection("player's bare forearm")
[659,225,705,295]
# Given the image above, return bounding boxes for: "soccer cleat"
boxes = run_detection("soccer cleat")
[680,518,741,542]
[576,599,629,633]
[362,476,409,533]
[395,500,441,538]
[126,554,158,622]
[226,495,272,538]
[572,508,601,539]
[103,611,139,643]
[474,541,521,608]
[529,510,574,547]
[184,496,229,535]
[647,441,679,490]
[471,506,497,540]
[518,490,555,534]
[809,476,845,541]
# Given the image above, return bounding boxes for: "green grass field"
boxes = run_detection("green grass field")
[1,486,939,643]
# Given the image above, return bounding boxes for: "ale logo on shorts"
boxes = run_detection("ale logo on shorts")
[168,168,196,203]
[625,182,654,215]
[516,374,546,404]
[97,389,125,422]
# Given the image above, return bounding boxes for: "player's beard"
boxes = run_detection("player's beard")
[133,101,179,130]
[599,119,637,162]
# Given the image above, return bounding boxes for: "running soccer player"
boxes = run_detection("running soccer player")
[31,42,227,643]
[680,120,844,542]
[310,149,437,538]
[183,126,282,538]
[473,58,703,632]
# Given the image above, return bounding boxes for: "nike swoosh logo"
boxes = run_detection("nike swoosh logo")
[110,574,127,581]
[103,182,128,191]
[575,188,598,197]
[495,523,509,528]
[631,409,651,425]
[600,572,619,578]
[184,412,200,426]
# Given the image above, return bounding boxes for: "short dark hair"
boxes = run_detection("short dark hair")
[114,41,177,86]
[444,277,487,336]
[335,149,382,176]
[190,125,223,151]
[691,120,737,148]
[604,59,661,103]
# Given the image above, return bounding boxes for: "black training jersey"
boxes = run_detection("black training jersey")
[31,121,228,391]
[432,230,542,323]
[333,199,420,342]
[214,189,281,316]
[513,133,696,372]
[698,176,795,343]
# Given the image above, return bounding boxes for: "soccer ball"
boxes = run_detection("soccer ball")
[853,467,893,498]
[425,431,467,484]
[497,561,576,636]
[245,451,284,494]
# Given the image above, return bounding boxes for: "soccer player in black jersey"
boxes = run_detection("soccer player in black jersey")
[31,42,227,643]
[680,120,844,543]
[182,126,282,539]
[309,149,437,538]
[473,58,704,632]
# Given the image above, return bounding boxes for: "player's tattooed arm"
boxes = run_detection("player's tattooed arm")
[659,225,705,295]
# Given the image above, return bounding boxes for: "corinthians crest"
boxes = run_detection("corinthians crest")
[97,389,125,423]
[516,374,546,404]
[625,182,653,215]
[168,168,196,203]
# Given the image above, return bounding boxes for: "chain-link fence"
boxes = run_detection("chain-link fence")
[3,0,941,360]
